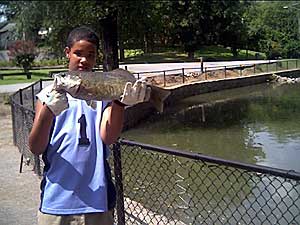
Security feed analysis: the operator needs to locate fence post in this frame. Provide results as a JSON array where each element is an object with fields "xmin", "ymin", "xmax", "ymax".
[
  {"xmin": 240, "ymin": 65, "xmax": 242, "ymax": 76},
  {"xmin": 39, "ymin": 80, "xmax": 43, "ymax": 91},
  {"xmin": 26, "ymin": 72, "xmax": 31, "ymax": 79},
  {"xmin": 31, "ymin": 85, "xmax": 35, "ymax": 110},
  {"xmin": 182, "ymin": 68, "xmax": 185, "ymax": 84},
  {"xmin": 200, "ymin": 57, "xmax": 204, "ymax": 73},
  {"xmin": 18, "ymin": 89, "xmax": 24, "ymax": 173},
  {"xmin": 125, "ymin": 66, "xmax": 128, "ymax": 70},
  {"xmin": 19, "ymin": 89, "xmax": 23, "ymax": 105},
  {"xmin": 163, "ymin": 71, "xmax": 166, "ymax": 87},
  {"xmin": 34, "ymin": 155, "xmax": 41, "ymax": 176},
  {"xmin": 205, "ymin": 67, "xmax": 207, "ymax": 80},
  {"xmin": 254, "ymin": 64, "xmax": 256, "ymax": 74},
  {"xmin": 224, "ymin": 66, "xmax": 226, "ymax": 78},
  {"xmin": 137, "ymin": 73, "xmax": 140, "ymax": 79},
  {"xmin": 10, "ymin": 96, "xmax": 16, "ymax": 146},
  {"xmin": 112, "ymin": 142, "xmax": 125, "ymax": 225},
  {"xmin": 19, "ymin": 154, "xmax": 24, "ymax": 173}
]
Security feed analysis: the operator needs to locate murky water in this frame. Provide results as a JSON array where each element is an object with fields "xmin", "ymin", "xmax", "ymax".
[{"xmin": 122, "ymin": 82, "xmax": 300, "ymax": 172}]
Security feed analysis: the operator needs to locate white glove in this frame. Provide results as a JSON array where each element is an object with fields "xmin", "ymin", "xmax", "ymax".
[
  {"xmin": 119, "ymin": 80, "xmax": 151, "ymax": 106},
  {"xmin": 36, "ymin": 85, "xmax": 69, "ymax": 116},
  {"xmin": 53, "ymin": 73, "xmax": 81, "ymax": 96}
]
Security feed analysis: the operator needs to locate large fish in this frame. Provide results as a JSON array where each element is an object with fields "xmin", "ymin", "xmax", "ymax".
[{"xmin": 53, "ymin": 68, "xmax": 170, "ymax": 112}]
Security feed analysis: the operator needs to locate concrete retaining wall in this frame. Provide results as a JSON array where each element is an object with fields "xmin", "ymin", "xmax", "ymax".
[
  {"xmin": 165, "ymin": 74, "xmax": 270, "ymax": 104},
  {"xmin": 123, "ymin": 73, "xmax": 269, "ymax": 130},
  {"xmin": 123, "ymin": 70, "xmax": 300, "ymax": 130}
]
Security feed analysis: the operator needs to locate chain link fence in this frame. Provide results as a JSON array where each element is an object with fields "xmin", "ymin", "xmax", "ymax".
[
  {"xmin": 9, "ymin": 64, "xmax": 300, "ymax": 224},
  {"xmin": 111, "ymin": 140, "xmax": 300, "ymax": 225},
  {"xmin": 10, "ymin": 79, "xmax": 50, "ymax": 175}
]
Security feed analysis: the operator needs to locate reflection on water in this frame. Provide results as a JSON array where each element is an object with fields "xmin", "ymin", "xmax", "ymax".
[{"xmin": 122, "ymin": 82, "xmax": 300, "ymax": 172}]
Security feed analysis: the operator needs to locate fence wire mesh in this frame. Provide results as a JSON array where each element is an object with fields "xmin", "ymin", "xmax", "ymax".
[
  {"xmin": 10, "ymin": 80, "xmax": 48, "ymax": 175},
  {"xmin": 9, "ymin": 64, "xmax": 300, "ymax": 224},
  {"xmin": 113, "ymin": 141, "xmax": 300, "ymax": 225}
]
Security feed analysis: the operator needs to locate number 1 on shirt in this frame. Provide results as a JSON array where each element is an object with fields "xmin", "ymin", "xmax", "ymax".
[{"xmin": 78, "ymin": 114, "xmax": 90, "ymax": 146}]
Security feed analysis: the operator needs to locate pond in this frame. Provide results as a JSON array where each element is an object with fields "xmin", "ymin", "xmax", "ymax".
[{"xmin": 122, "ymin": 82, "xmax": 300, "ymax": 173}]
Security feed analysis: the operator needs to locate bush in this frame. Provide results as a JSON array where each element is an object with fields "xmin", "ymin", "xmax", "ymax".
[
  {"xmin": 284, "ymin": 40, "xmax": 300, "ymax": 58},
  {"xmin": 8, "ymin": 40, "xmax": 36, "ymax": 73},
  {"xmin": 0, "ymin": 61, "xmax": 16, "ymax": 67},
  {"xmin": 125, "ymin": 49, "xmax": 144, "ymax": 58}
]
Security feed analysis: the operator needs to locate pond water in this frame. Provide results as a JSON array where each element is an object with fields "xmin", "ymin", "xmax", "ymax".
[{"xmin": 122, "ymin": 82, "xmax": 300, "ymax": 173}]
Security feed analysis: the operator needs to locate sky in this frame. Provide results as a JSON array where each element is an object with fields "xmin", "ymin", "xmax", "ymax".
[{"xmin": 0, "ymin": 16, "xmax": 6, "ymax": 23}]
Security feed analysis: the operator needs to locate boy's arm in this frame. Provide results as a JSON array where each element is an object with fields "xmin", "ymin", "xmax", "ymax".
[
  {"xmin": 100, "ymin": 79, "xmax": 150, "ymax": 145},
  {"xmin": 29, "ymin": 85, "xmax": 68, "ymax": 155},
  {"xmin": 29, "ymin": 100, "xmax": 55, "ymax": 155},
  {"xmin": 100, "ymin": 102, "xmax": 125, "ymax": 145}
]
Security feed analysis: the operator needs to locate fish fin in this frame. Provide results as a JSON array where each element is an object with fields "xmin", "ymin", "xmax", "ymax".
[{"xmin": 149, "ymin": 86, "xmax": 171, "ymax": 113}]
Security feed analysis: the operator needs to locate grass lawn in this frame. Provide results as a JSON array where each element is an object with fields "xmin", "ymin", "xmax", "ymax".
[
  {"xmin": 196, "ymin": 46, "xmax": 265, "ymax": 60},
  {"xmin": 0, "ymin": 69, "xmax": 60, "ymax": 85}
]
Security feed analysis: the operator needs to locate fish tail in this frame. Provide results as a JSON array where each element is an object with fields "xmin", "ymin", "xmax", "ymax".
[{"xmin": 149, "ymin": 86, "xmax": 171, "ymax": 113}]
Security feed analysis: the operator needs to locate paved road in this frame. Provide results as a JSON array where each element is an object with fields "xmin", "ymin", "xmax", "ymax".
[
  {"xmin": 0, "ymin": 82, "xmax": 35, "ymax": 94},
  {"xmin": 119, "ymin": 59, "xmax": 274, "ymax": 73},
  {"xmin": 0, "ymin": 60, "xmax": 274, "ymax": 94},
  {"xmin": 0, "ymin": 81, "xmax": 53, "ymax": 94}
]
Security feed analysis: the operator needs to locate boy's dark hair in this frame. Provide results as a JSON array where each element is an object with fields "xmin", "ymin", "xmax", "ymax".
[{"xmin": 66, "ymin": 26, "xmax": 99, "ymax": 50}]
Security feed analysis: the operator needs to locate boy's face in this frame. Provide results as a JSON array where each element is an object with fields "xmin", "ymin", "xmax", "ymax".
[{"xmin": 65, "ymin": 40, "xmax": 97, "ymax": 71}]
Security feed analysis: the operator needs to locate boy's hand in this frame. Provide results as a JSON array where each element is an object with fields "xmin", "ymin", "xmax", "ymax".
[
  {"xmin": 119, "ymin": 80, "xmax": 151, "ymax": 106},
  {"xmin": 53, "ymin": 73, "xmax": 81, "ymax": 96},
  {"xmin": 37, "ymin": 85, "xmax": 69, "ymax": 116}
]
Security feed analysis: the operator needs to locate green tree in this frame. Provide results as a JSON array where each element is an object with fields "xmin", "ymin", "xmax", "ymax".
[
  {"xmin": 4, "ymin": 0, "xmax": 252, "ymax": 63},
  {"xmin": 158, "ymin": 0, "xmax": 248, "ymax": 59},
  {"xmin": 6, "ymin": 1, "xmax": 121, "ymax": 70},
  {"xmin": 118, "ymin": 0, "xmax": 164, "ymax": 56},
  {"xmin": 245, "ymin": 1, "xmax": 300, "ymax": 59},
  {"xmin": 4, "ymin": 1, "xmax": 45, "ymax": 43},
  {"xmin": 213, "ymin": 0, "xmax": 249, "ymax": 57},
  {"xmin": 166, "ymin": 0, "xmax": 204, "ymax": 59}
]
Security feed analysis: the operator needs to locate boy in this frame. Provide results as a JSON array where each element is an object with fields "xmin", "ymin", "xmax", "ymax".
[{"xmin": 29, "ymin": 26, "xmax": 147, "ymax": 225}]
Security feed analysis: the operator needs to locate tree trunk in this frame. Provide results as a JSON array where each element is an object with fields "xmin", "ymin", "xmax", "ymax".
[
  {"xmin": 188, "ymin": 51, "xmax": 194, "ymax": 59},
  {"xmin": 119, "ymin": 41, "xmax": 125, "ymax": 62},
  {"xmin": 100, "ymin": 11, "xmax": 119, "ymax": 72},
  {"xmin": 231, "ymin": 47, "xmax": 238, "ymax": 57},
  {"xmin": 143, "ymin": 34, "xmax": 148, "ymax": 54}
]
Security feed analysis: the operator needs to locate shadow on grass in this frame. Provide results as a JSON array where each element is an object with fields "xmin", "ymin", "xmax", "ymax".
[
  {"xmin": 122, "ymin": 47, "xmax": 265, "ymax": 64},
  {"xmin": 123, "ymin": 51, "xmax": 191, "ymax": 64}
]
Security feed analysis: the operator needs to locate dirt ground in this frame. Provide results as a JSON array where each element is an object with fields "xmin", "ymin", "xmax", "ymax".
[
  {"xmin": 0, "ymin": 95, "xmax": 40, "ymax": 225},
  {"xmin": 145, "ymin": 68, "xmax": 254, "ymax": 87}
]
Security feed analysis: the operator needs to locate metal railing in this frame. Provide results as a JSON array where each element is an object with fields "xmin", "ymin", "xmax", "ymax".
[
  {"xmin": 132, "ymin": 59, "xmax": 300, "ymax": 87},
  {"xmin": 9, "ymin": 60, "xmax": 300, "ymax": 224},
  {"xmin": 111, "ymin": 140, "xmax": 300, "ymax": 225},
  {"xmin": 10, "ymin": 78, "xmax": 51, "ymax": 175}
]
